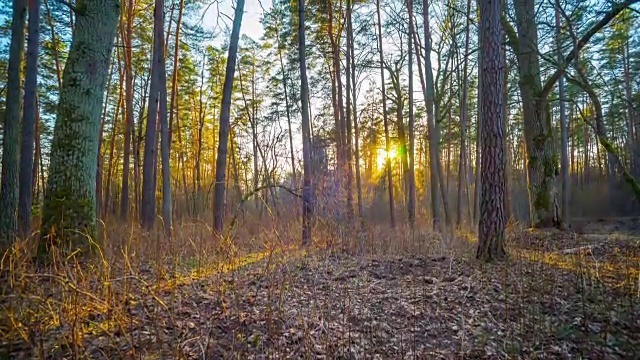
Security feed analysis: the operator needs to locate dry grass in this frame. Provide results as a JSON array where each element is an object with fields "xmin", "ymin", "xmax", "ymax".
[{"xmin": 1, "ymin": 215, "xmax": 639, "ymax": 359}]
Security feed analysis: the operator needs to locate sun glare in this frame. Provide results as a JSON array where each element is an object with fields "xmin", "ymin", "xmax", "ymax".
[{"xmin": 377, "ymin": 147, "xmax": 397, "ymax": 169}]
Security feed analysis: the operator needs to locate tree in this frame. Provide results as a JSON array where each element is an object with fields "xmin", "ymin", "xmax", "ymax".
[
  {"xmin": 212, "ymin": 0, "xmax": 245, "ymax": 236},
  {"xmin": 507, "ymin": 0, "xmax": 639, "ymax": 228},
  {"xmin": 141, "ymin": 0, "xmax": 167, "ymax": 230},
  {"xmin": 376, "ymin": 0, "xmax": 396, "ymax": 228},
  {"xmin": 17, "ymin": 0, "xmax": 40, "ymax": 239},
  {"xmin": 477, "ymin": 0, "xmax": 506, "ymax": 261},
  {"xmin": 406, "ymin": 0, "xmax": 416, "ymax": 226},
  {"xmin": 299, "ymin": 0, "xmax": 314, "ymax": 244},
  {"xmin": 120, "ymin": 0, "xmax": 135, "ymax": 221},
  {"xmin": 0, "ymin": 0, "xmax": 26, "ymax": 244},
  {"xmin": 40, "ymin": 0, "xmax": 121, "ymax": 257}
]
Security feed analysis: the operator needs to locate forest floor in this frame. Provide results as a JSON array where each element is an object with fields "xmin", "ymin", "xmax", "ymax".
[{"xmin": 1, "ymin": 218, "xmax": 640, "ymax": 359}]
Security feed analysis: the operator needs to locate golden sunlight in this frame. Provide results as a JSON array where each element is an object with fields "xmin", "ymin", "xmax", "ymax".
[{"xmin": 376, "ymin": 146, "xmax": 397, "ymax": 170}]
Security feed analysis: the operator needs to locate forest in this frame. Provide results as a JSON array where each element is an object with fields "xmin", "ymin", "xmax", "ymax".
[{"xmin": 0, "ymin": 0, "xmax": 639, "ymax": 357}]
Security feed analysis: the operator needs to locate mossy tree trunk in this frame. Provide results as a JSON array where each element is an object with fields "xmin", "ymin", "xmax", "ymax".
[
  {"xmin": 39, "ymin": 0, "xmax": 120, "ymax": 258},
  {"xmin": 0, "ymin": 0, "xmax": 26, "ymax": 245},
  {"xmin": 512, "ymin": 0, "xmax": 562, "ymax": 228}
]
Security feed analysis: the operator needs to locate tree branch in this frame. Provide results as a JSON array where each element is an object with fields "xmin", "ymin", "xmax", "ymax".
[
  {"xmin": 539, "ymin": 0, "xmax": 640, "ymax": 98},
  {"xmin": 57, "ymin": 0, "xmax": 77, "ymax": 13},
  {"xmin": 501, "ymin": 14, "xmax": 520, "ymax": 55}
]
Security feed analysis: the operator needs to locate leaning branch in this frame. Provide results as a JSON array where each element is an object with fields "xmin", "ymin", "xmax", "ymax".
[
  {"xmin": 539, "ymin": 0, "xmax": 640, "ymax": 98},
  {"xmin": 566, "ymin": 74, "xmax": 640, "ymax": 203},
  {"xmin": 57, "ymin": 0, "xmax": 78, "ymax": 13}
]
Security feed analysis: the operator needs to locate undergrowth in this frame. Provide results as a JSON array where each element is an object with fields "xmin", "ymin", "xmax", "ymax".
[{"xmin": 0, "ymin": 215, "xmax": 638, "ymax": 358}]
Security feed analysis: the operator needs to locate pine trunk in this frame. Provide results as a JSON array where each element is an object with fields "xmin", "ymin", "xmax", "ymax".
[{"xmin": 477, "ymin": 0, "xmax": 506, "ymax": 262}]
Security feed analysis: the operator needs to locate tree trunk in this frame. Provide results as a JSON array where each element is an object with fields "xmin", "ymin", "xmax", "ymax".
[
  {"xmin": 17, "ymin": 0, "xmax": 40, "ymax": 239},
  {"xmin": 457, "ymin": 0, "xmax": 472, "ymax": 227},
  {"xmin": 512, "ymin": 0, "xmax": 562, "ymax": 228},
  {"xmin": 477, "ymin": 0, "xmax": 506, "ymax": 262},
  {"xmin": 0, "ymin": 0, "xmax": 26, "ymax": 243},
  {"xmin": 212, "ymin": 0, "xmax": 244, "ymax": 236},
  {"xmin": 348, "ymin": 6, "xmax": 363, "ymax": 219},
  {"xmin": 407, "ymin": 0, "xmax": 416, "ymax": 226},
  {"xmin": 555, "ymin": 0, "xmax": 570, "ymax": 224},
  {"xmin": 141, "ymin": 0, "xmax": 167, "ymax": 230},
  {"xmin": 299, "ymin": 0, "xmax": 313, "ymax": 244},
  {"xmin": 40, "ymin": 0, "xmax": 120, "ymax": 258},
  {"xmin": 120, "ymin": 0, "xmax": 135, "ymax": 221},
  {"xmin": 376, "ymin": 0, "xmax": 396, "ymax": 228},
  {"xmin": 96, "ymin": 58, "xmax": 114, "ymax": 220},
  {"xmin": 345, "ymin": 0, "xmax": 354, "ymax": 220},
  {"xmin": 168, "ymin": 0, "xmax": 185, "ymax": 150},
  {"xmin": 158, "ymin": 28, "xmax": 172, "ymax": 237}
]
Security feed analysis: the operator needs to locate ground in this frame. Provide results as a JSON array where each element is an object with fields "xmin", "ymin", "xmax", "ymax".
[{"xmin": 1, "ymin": 218, "xmax": 639, "ymax": 359}]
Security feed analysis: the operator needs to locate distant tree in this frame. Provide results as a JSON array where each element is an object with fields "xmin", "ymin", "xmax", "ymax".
[{"xmin": 40, "ymin": 0, "xmax": 120, "ymax": 258}]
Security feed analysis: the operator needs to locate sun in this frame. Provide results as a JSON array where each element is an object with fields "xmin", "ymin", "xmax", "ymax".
[{"xmin": 377, "ymin": 147, "xmax": 397, "ymax": 170}]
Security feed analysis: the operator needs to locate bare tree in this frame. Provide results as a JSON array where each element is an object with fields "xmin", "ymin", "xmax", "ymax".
[{"xmin": 299, "ymin": 0, "xmax": 313, "ymax": 244}]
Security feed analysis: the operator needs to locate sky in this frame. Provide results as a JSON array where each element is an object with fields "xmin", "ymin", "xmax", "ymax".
[{"xmin": 201, "ymin": 0, "xmax": 272, "ymax": 42}]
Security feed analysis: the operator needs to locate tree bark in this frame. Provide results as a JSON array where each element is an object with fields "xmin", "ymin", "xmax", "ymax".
[
  {"xmin": 477, "ymin": 0, "xmax": 507, "ymax": 262},
  {"xmin": 212, "ymin": 0, "xmax": 244, "ymax": 236},
  {"xmin": 457, "ymin": 0, "xmax": 472, "ymax": 227},
  {"xmin": 17, "ymin": 0, "xmax": 40, "ymax": 239},
  {"xmin": 141, "ymin": 0, "xmax": 167, "ymax": 229},
  {"xmin": 40, "ymin": 0, "xmax": 120, "ymax": 258},
  {"xmin": 0, "ymin": 0, "xmax": 26, "ymax": 243},
  {"xmin": 120, "ymin": 0, "xmax": 135, "ymax": 221},
  {"xmin": 407, "ymin": 0, "xmax": 416, "ymax": 226},
  {"xmin": 299, "ymin": 0, "xmax": 313, "ymax": 244}
]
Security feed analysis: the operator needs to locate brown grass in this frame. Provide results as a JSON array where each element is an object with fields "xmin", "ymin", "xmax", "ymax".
[{"xmin": 1, "ymin": 215, "xmax": 639, "ymax": 358}]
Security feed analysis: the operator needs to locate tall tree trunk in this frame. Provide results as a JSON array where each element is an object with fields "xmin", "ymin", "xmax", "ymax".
[
  {"xmin": 477, "ymin": 0, "xmax": 506, "ymax": 262},
  {"xmin": 512, "ymin": 0, "xmax": 562, "ymax": 228},
  {"xmin": 158, "ymin": 28, "xmax": 172, "ymax": 237},
  {"xmin": 141, "ymin": 0, "xmax": 167, "ymax": 229},
  {"xmin": 555, "ymin": 0, "xmax": 569, "ymax": 224},
  {"xmin": 40, "ymin": 0, "xmax": 120, "ymax": 258},
  {"xmin": 105, "ymin": 69, "xmax": 124, "ymax": 217},
  {"xmin": 457, "ymin": 0, "xmax": 472, "ymax": 227},
  {"xmin": 0, "ymin": 0, "xmax": 26, "ymax": 243},
  {"xmin": 376, "ymin": 0, "xmax": 396, "ymax": 228},
  {"xmin": 168, "ymin": 0, "xmax": 185, "ymax": 149},
  {"xmin": 299, "ymin": 0, "xmax": 313, "ymax": 244},
  {"xmin": 121, "ymin": 0, "xmax": 135, "ymax": 221},
  {"xmin": 212, "ymin": 0, "xmax": 244, "ymax": 236},
  {"xmin": 348, "ymin": 4, "xmax": 363, "ymax": 219},
  {"xmin": 407, "ymin": 0, "xmax": 416, "ymax": 226},
  {"xmin": 345, "ymin": 0, "xmax": 354, "ymax": 220},
  {"xmin": 96, "ymin": 59, "xmax": 114, "ymax": 220},
  {"xmin": 17, "ymin": 0, "xmax": 40, "ymax": 239}
]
